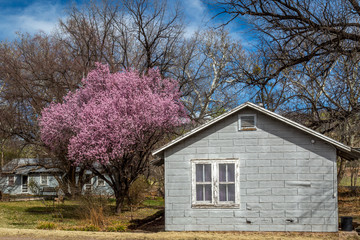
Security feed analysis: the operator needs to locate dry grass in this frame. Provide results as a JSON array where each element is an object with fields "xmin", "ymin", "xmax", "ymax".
[
  {"xmin": 0, "ymin": 191, "xmax": 359, "ymax": 239},
  {"xmin": 0, "ymin": 227, "xmax": 354, "ymax": 240},
  {"xmin": 338, "ymin": 187, "xmax": 360, "ymax": 223}
]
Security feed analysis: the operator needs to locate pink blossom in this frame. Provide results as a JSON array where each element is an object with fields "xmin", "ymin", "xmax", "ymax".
[{"xmin": 39, "ymin": 64, "xmax": 187, "ymax": 164}]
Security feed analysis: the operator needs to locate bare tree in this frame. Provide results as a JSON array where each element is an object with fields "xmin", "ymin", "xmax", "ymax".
[
  {"xmin": 0, "ymin": 33, "xmax": 87, "ymax": 197},
  {"xmin": 214, "ymin": 0, "xmax": 360, "ymax": 75},
  {"xmin": 231, "ymin": 41, "xmax": 291, "ymax": 111},
  {"xmin": 171, "ymin": 28, "xmax": 244, "ymax": 122},
  {"xmin": 58, "ymin": 0, "xmax": 184, "ymax": 75}
]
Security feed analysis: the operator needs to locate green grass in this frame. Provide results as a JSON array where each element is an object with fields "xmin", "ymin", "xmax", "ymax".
[
  {"xmin": 143, "ymin": 197, "xmax": 164, "ymax": 207},
  {"xmin": 339, "ymin": 176, "xmax": 360, "ymax": 187},
  {"xmin": 0, "ymin": 197, "xmax": 164, "ymax": 231},
  {"xmin": 0, "ymin": 201, "xmax": 54, "ymax": 228}
]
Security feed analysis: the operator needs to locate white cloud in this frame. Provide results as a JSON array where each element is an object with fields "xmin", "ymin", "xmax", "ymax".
[
  {"xmin": 0, "ymin": 2, "xmax": 65, "ymax": 41},
  {"xmin": 182, "ymin": 0, "xmax": 212, "ymax": 38},
  {"xmin": 182, "ymin": 0, "xmax": 257, "ymax": 50}
]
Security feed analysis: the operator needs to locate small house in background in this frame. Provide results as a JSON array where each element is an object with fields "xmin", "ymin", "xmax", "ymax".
[
  {"xmin": 153, "ymin": 102, "xmax": 360, "ymax": 232},
  {"xmin": 0, "ymin": 158, "xmax": 61, "ymax": 196},
  {"xmin": 0, "ymin": 158, "xmax": 113, "ymax": 197}
]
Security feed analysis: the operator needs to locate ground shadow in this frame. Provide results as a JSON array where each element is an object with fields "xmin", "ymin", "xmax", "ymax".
[{"xmin": 127, "ymin": 209, "xmax": 165, "ymax": 232}]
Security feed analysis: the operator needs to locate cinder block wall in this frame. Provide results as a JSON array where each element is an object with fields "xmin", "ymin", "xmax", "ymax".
[{"xmin": 164, "ymin": 108, "xmax": 338, "ymax": 232}]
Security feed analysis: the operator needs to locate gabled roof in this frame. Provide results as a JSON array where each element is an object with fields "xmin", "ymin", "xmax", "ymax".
[
  {"xmin": 153, "ymin": 102, "xmax": 360, "ymax": 161},
  {"xmin": 1, "ymin": 158, "xmax": 63, "ymax": 175}
]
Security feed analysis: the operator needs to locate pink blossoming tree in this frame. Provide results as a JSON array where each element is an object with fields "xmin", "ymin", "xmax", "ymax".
[{"xmin": 39, "ymin": 64, "xmax": 187, "ymax": 213}]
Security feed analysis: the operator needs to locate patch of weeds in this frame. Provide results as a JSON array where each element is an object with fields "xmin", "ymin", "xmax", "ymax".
[
  {"xmin": 106, "ymin": 223, "xmax": 127, "ymax": 232},
  {"xmin": 80, "ymin": 224, "xmax": 101, "ymax": 231},
  {"xmin": 36, "ymin": 221, "xmax": 57, "ymax": 230}
]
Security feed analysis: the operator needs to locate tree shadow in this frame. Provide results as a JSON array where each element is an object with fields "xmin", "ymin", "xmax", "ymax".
[
  {"xmin": 127, "ymin": 209, "xmax": 165, "ymax": 232},
  {"xmin": 25, "ymin": 204, "xmax": 81, "ymax": 219}
]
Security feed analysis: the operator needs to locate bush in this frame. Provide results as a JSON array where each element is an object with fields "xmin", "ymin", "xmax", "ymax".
[
  {"xmin": 127, "ymin": 176, "xmax": 150, "ymax": 208},
  {"xmin": 36, "ymin": 221, "xmax": 57, "ymax": 230}
]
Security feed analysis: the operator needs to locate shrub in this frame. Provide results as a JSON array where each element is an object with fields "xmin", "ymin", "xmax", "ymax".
[
  {"xmin": 36, "ymin": 221, "xmax": 57, "ymax": 230},
  {"xmin": 127, "ymin": 176, "xmax": 150, "ymax": 208}
]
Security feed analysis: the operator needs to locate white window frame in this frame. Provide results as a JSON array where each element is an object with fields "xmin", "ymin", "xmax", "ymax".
[
  {"xmin": 8, "ymin": 175, "xmax": 15, "ymax": 186},
  {"xmin": 191, "ymin": 159, "xmax": 240, "ymax": 208},
  {"xmin": 40, "ymin": 174, "xmax": 48, "ymax": 186},
  {"xmin": 97, "ymin": 177, "xmax": 105, "ymax": 186},
  {"xmin": 238, "ymin": 114, "xmax": 257, "ymax": 131}
]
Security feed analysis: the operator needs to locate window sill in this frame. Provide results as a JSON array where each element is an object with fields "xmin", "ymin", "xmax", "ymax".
[{"xmin": 192, "ymin": 203, "xmax": 240, "ymax": 209}]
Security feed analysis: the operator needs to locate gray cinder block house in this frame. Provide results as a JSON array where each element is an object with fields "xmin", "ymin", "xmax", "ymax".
[{"xmin": 153, "ymin": 102, "xmax": 360, "ymax": 232}]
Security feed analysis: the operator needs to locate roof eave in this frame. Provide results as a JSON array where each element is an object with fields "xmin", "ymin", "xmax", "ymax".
[
  {"xmin": 339, "ymin": 148, "xmax": 360, "ymax": 161},
  {"xmin": 152, "ymin": 102, "xmax": 356, "ymax": 160}
]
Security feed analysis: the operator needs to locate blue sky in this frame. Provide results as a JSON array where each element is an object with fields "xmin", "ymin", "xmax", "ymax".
[{"xmin": 0, "ymin": 0, "xmax": 256, "ymax": 48}]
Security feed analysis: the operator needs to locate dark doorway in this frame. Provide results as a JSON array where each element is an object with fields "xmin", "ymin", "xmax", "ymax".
[{"xmin": 22, "ymin": 175, "xmax": 28, "ymax": 193}]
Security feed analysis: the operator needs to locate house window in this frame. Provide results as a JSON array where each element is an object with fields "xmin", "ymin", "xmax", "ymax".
[
  {"xmin": 8, "ymin": 175, "xmax": 15, "ymax": 186},
  {"xmin": 97, "ymin": 177, "xmax": 105, "ymax": 186},
  {"xmin": 238, "ymin": 114, "xmax": 256, "ymax": 130},
  {"xmin": 40, "ymin": 175, "xmax": 48, "ymax": 185},
  {"xmin": 192, "ymin": 159, "xmax": 239, "ymax": 207}
]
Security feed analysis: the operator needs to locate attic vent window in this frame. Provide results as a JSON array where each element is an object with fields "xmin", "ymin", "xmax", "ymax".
[{"xmin": 239, "ymin": 114, "xmax": 256, "ymax": 131}]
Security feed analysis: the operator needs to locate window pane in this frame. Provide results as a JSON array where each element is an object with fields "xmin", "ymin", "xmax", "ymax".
[
  {"xmin": 228, "ymin": 184, "xmax": 235, "ymax": 201},
  {"xmin": 227, "ymin": 164, "xmax": 235, "ymax": 182},
  {"xmin": 204, "ymin": 164, "xmax": 211, "ymax": 182},
  {"xmin": 204, "ymin": 184, "xmax": 212, "ymax": 201},
  {"xmin": 196, "ymin": 184, "xmax": 203, "ymax": 201},
  {"xmin": 219, "ymin": 164, "xmax": 226, "ymax": 182},
  {"xmin": 241, "ymin": 116, "xmax": 255, "ymax": 128},
  {"xmin": 219, "ymin": 184, "xmax": 226, "ymax": 201},
  {"xmin": 196, "ymin": 164, "xmax": 203, "ymax": 182}
]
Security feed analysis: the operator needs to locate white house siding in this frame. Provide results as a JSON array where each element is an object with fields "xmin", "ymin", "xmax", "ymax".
[
  {"xmin": 164, "ymin": 108, "xmax": 338, "ymax": 232},
  {"xmin": 1, "ymin": 174, "xmax": 114, "ymax": 196},
  {"xmin": 1, "ymin": 174, "xmax": 60, "ymax": 195},
  {"xmin": 0, "ymin": 175, "xmax": 22, "ymax": 195}
]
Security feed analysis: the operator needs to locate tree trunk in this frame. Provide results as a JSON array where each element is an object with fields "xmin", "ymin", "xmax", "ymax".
[
  {"xmin": 337, "ymin": 157, "xmax": 346, "ymax": 184},
  {"xmin": 115, "ymin": 194, "xmax": 125, "ymax": 214}
]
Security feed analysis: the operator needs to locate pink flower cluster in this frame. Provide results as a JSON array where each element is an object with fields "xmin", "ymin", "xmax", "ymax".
[{"xmin": 39, "ymin": 64, "xmax": 187, "ymax": 165}]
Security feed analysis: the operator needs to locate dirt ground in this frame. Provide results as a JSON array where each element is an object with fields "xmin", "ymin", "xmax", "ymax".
[{"xmin": 0, "ymin": 228, "xmax": 359, "ymax": 240}]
